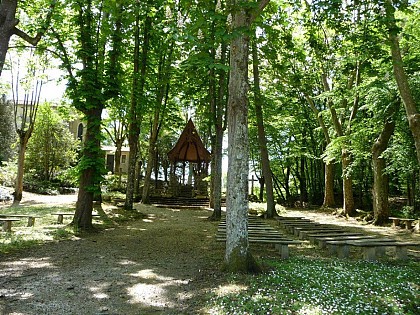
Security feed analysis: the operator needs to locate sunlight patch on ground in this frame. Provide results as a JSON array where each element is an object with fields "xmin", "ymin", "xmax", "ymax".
[
  {"xmin": 127, "ymin": 277, "xmax": 190, "ymax": 307},
  {"xmin": 117, "ymin": 259, "xmax": 137, "ymax": 266},
  {"xmin": 129, "ymin": 269, "xmax": 175, "ymax": 281},
  {"xmin": 0, "ymin": 257, "xmax": 55, "ymax": 274},
  {"xmin": 214, "ymin": 283, "xmax": 248, "ymax": 297},
  {"xmin": 89, "ymin": 284, "xmax": 110, "ymax": 300},
  {"xmin": 127, "ymin": 283, "xmax": 169, "ymax": 307}
]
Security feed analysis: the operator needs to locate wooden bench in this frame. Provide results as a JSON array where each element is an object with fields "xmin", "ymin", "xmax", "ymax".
[
  {"xmin": 281, "ymin": 223, "xmax": 321, "ymax": 234},
  {"xmin": 313, "ymin": 234, "xmax": 373, "ymax": 248},
  {"xmin": 216, "ymin": 236, "xmax": 301, "ymax": 259},
  {"xmin": 0, "ymin": 218, "xmax": 21, "ymax": 232},
  {"xmin": 277, "ymin": 220, "xmax": 314, "ymax": 228},
  {"xmin": 389, "ymin": 217, "xmax": 415, "ymax": 229},
  {"xmin": 293, "ymin": 227, "xmax": 343, "ymax": 238},
  {"xmin": 0, "ymin": 214, "xmax": 41, "ymax": 227},
  {"xmin": 218, "ymin": 217, "xmax": 301, "ymax": 259},
  {"xmin": 52, "ymin": 213, "xmax": 74, "ymax": 224},
  {"xmin": 52, "ymin": 213, "xmax": 100, "ymax": 224},
  {"xmin": 275, "ymin": 216, "xmax": 306, "ymax": 220},
  {"xmin": 326, "ymin": 239, "xmax": 418, "ymax": 260}
]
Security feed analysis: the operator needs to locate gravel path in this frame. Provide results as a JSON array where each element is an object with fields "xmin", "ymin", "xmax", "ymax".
[{"xmin": 0, "ymin": 194, "xmax": 226, "ymax": 315}]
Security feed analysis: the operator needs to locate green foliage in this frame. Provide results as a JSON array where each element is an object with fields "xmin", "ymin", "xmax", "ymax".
[
  {"xmin": 400, "ymin": 205, "xmax": 415, "ymax": 219},
  {"xmin": 25, "ymin": 102, "xmax": 79, "ymax": 182},
  {"xmin": 0, "ymin": 234, "xmax": 41, "ymax": 255},
  {"xmin": 51, "ymin": 227, "xmax": 74, "ymax": 240},
  {"xmin": 56, "ymin": 166, "xmax": 79, "ymax": 188},
  {"xmin": 0, "ymin": 97, "xmax": 16, "ymax": 162},
  {"xmin": 102, "ymin": 174, "xmax": 126, "ymax": 192},
  {"xmin": 0, "ymin": 161, "xmax": 17, "ymax": 187},
  {"xmin": 208, "ymin": 258, "xmax": 420, "ymax": 314}
]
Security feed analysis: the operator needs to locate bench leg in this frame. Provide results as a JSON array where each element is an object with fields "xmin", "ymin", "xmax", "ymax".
[
  {"xmin": 328, "ymin": 244, "xmax": 337, "ymax": 255},
  {"xmin": 27, "ymin": 217, "xmax": 35, "ymax": 227},
  {"xmin": 395, "ymin": 246, "xmax": 408, "ymax": 260},
  {"xmin": 319, "ymin": 240, "xmax": 328, "ymax": 249},
  {"xmin": 376, "ymin": 246, "xmax": 386, "ymax": 257},
  {"xmin": 2, "ymin": 221, "xmax": 12, "ymax": 232},
  {"xmin": 404, "ymin": 221, "xmax": 412, "ymax": 229},
  {"xmin": 57, "ymin": 214, "xmax": 64, "ymax": 224},
  {"xmin": 392, "ymin": 219, "xmax": 400, "ymax": 228},
  {"xmin": 275, "ymin": 244, "xmax": 290, "ymax": 259},
  {"xmin": 337, "ymin": 245, "xmax": 350, "ymax": 258},
  {"xmin": 363, "ymin": 247, "xmax": 377, "ymax": 261}
]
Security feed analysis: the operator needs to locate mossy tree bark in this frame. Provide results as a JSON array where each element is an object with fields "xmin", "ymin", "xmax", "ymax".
[
  {"xmin": 224, "ymin": 0, "xmax": 269, "ymax": 273},
  {"xmin": 74, "ymin": 108, "xmax": 103, "ymax": 230}
]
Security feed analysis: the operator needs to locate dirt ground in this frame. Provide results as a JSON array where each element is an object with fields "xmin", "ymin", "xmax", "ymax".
[{"xmin": 0, "ymin": 193, "xmax": 419, "ymax": 314}]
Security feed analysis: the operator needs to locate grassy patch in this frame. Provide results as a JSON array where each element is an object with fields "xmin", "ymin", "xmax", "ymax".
[
  {"xmin": 207, "ymin": 257, "xmax": 420, "ymax": 315},
  {"xmin": 0, "ymin": 203, "xmax": 136, "ymax": 254},
  {"xmin": 0, "ymin": 205, "xmax": 77, "ymax": 254}
]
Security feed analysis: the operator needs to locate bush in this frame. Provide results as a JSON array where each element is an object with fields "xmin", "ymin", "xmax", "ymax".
[
  {"xmin": 23, "ymin": 169, "xmax": 78, "ymax": 195},
  {"xmin": 0, "ymin": 161, "xmax": 17, "ymax": 187},
  {"xmin": 102, "ymin": 174, "xmax": 126, "ymax": 193}
]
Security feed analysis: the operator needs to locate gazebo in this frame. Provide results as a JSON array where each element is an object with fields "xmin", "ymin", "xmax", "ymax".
[{"xmin": 167, "ymin": 119, "xmax": 211, "ymax": 197}]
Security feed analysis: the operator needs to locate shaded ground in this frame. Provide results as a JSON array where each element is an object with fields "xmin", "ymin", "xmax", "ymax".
[
  {"xmin": 1, "ymin": 194, "xmax": 228, "ymax": 315},
  {"xmin": 0, "ymin": 194, "xmax": 419, "ymax": 314}
]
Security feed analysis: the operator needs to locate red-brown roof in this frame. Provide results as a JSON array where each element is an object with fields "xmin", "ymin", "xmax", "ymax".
[{"xmin": 167, "ymin": 119, "xmax": 211, "ymax": 163}]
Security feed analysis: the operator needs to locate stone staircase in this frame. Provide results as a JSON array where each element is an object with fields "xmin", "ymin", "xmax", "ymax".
[{"xmin": 149, "ymin": 196, "xmax": 210, "ymax": 208}]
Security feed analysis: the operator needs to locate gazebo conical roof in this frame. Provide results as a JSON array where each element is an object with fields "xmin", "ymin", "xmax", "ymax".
[{"xmin": 167, "ymin": 119, "xmax": 211, "ymax": 163}]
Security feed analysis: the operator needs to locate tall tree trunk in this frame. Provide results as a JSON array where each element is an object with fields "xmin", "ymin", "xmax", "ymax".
[
  {"xmin": 125, "ymin": 10, "xmax": 150, "ymax": 210},
  {"xmin": 323, "ymin": 162, "xmax": 335, "ymax": 207},
  {"xmin": 322, "ymin": 73, "xmax": 356, "ymax": 216},
  {"xmin": 142, "ymin": 126, "xmax": 158, "ymax": 204},
  {"xmin": 223, "ymin": 0, "xmax": 261, "ymax": 273},
  {"xmin": 0, "ymin": 0, "xmax": 18, "ymax": 76},
  {"xmin": 342, "ymin": 149, "xmax": 355, "ymax": 216},
  {"xmin": 74, "ymin": 107, "xmax": 103, "ymax": 230},
  {"xmin": 209, "ymin": 125, "xmax": 224, "ymax": 220},
  {"xmin": 12, "ymin": 132, "xmax": 31, "ymax": 205},
  {"xmin": 209, "ymin": 41, "xmax": 227, "ymax": 220},
  {"xmin": 142, "ymin": 78, "xmax": 170, "ymax": 204},
  {"xmin": 114, "ymin": 138, "xmax": 123, "ymax": 175},
  {"xmin": 0, "ymin": 0, "xmax": 56, "ymax": 76},
  {"xmin": 385, "ymin": 0, "xmax": 420, "ymax": 169},
  {"xmin": 251, "ymin": 39, "xmax": 276, "ymax": 218},
  {"xmin": 303, "ymin": 93, "xmax": 335, "ymax": 207},
  {"xmin": 208, "ymin": 12, "xmax": 218, "ymax": 211},
  {"xmin": 372, "ymin": 118, "xmax": 396, "ymax": 225},
  {"xmin": 11, "ymin": 72, "xmax": 41, "ymax": 205},
  {"xmin": 125, "ymin": 11, "xmax": 140, "ymax": 209},
  {"xmin": 298, "ymin": 157, "xmax": 308, "ymax": 204}
]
